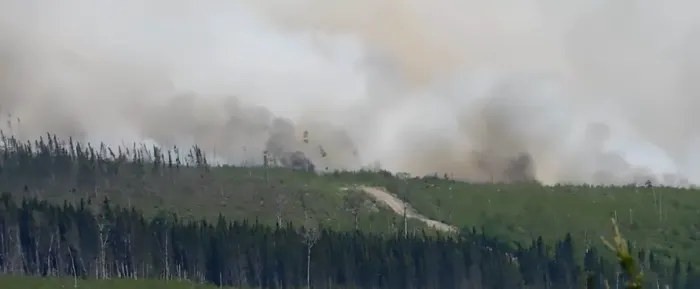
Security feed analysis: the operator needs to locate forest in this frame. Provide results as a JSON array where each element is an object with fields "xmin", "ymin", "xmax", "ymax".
[
  {"xmin": 1, "ymin": 191, "xmax": 698, "ymax": 289},
  {"xmin": 0, "ymin": 133, "xmax": 697, "ymax": 289}
]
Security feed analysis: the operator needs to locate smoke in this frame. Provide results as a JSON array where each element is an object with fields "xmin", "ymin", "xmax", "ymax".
[{"xmin": 1, "ymin": 0, "xmax": 700, "ymax": 186}]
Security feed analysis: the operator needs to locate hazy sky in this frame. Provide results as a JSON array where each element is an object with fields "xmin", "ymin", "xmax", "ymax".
[{"xmin": 1, "ymin": 0, "xmax": 700, "ymax": 185}]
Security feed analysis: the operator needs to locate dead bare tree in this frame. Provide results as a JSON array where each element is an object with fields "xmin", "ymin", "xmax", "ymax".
[
  {"xmin": 96, "ymin": 215, "xmax": 111, "ymax": 279},
  {"xmin": 165, "ymin": 226, "xmax": 170, "ymax": 281},
  {"xmin": 297, "ymin": 189, "xmax": 320, "ymax": 288},
  {"xmin": 343, "ymin": 191, "xmax": 362, "ymax": 231},
  {"xmin": 67, "ymin": 245, "xmax": 78, "ymax": 288},
  {"xmin": 276, "ymin": 193, "xmax": 287, "ymax": 227},
  {"xmin": 53, "ymin": 225, "xmax": 65, "ymax": 278},
  {"xmin": 303, "ymin": 223, "xmax": 320, "ymax": 289},
  {"xmin": 30, "ymin": 210, "xmax": 44, "ymax": 276},
  {"xmin": 126, "ymin": 227, "xmax": 137, "ymax": 280},
  {"xmin": 263, "ymin": 150, "xmax": 270, "ymax": 183},
  {"xmin": 93, "ymin": 191, "xmax": 112, "ymax": 280},
  {"xmin": 64, "ymin": 221, "xmax": 81, "ymax": 288},
  {"xmin": 46, "ymin": 234, "xmax": 54, "ymax": 276},
  {"xmin": 4, "ymin": 224, "xmax": 25, "ymax": 275},
  {"xmin": 402, "ymin": 200, "xmax": 409, "ymax": 238},
  {"xmin": 0, "ymin": 229, "xmax": 5, "ymax": 274},
  {"xmin": 396, "ymin": 172, "xmax": 411, "ymax": 238}
]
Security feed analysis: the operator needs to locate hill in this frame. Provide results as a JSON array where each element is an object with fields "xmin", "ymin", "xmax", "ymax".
[
  {"xmin": 0, "ymin": 133, "xmax": 698, "ymax": 264},
  {"xmin": 337, "ymin": 172, "xmax": 700, "ymax": 263},
  {"xmin": 0, "ymin": 134, "xmax": 438, "ymax": 234}
]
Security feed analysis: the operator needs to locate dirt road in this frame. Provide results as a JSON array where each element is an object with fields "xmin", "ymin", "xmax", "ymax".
[{"xmin": 357, "ymin": 186, "xmax": 457, "ymax": 232}]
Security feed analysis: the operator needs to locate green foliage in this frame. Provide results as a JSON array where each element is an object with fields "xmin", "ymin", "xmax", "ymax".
[{"xmin": 601, "ymin": 217, "xmax": 643, "ymax": 289}]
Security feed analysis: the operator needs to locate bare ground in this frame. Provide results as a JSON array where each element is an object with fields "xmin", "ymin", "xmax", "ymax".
[{"xmin": 356, "ymin": 186, "xmax": 457, "ymax": 232}]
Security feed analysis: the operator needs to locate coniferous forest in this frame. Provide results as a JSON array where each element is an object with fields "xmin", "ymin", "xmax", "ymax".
[{"xmin": 0, "ymin": 133, "xmax": 697, "ymax": 289}]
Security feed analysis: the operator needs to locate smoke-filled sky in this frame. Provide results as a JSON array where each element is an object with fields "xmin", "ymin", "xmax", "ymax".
[{"xmin": 1, "ymin": 0, "xmax": 700, "ymax": 186}]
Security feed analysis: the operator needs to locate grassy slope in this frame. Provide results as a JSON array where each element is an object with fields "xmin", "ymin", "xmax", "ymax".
[
  {"xmin": 29, "ymin": 164, "xmax": 700, "ymax": 262},
  {"xmin": 0, "ymin": 276, "xmax": 229, "ymax": 289},
  {"xmin": 335, "ymin": 171, "xmax": 700, "ymax": 263},
  {"xmin": 33, "ymin": 166, "xmax": 426, "ymax": 234}
]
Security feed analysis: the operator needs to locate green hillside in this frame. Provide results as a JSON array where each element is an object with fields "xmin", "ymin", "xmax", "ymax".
[
  {"xmin": 0, "ymin": 133, "xmax": 698, "ymax": 264},
  {"xmin": 338, "ymin": 171, "xmax": 700, "ymax": 262}
]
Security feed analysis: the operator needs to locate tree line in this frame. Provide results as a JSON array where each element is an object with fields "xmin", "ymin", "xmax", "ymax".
[
  {"xmin": 0, "ymin": 192, "xmax": 697, "ymax": 289},
  {"xmin": 0, "ymin": 132, "xmax": 210, "ymax": 194}
]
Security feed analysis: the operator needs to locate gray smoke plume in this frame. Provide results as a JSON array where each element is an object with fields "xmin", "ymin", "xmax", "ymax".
[{"xmin": 1, "ymin": 0, "xmax": 700, "ymax": 186}]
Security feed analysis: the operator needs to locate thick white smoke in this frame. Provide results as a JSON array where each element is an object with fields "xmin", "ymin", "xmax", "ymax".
[{"xmin": 1, "ymin": 0, "xmax": 700, "ymax": 186}]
